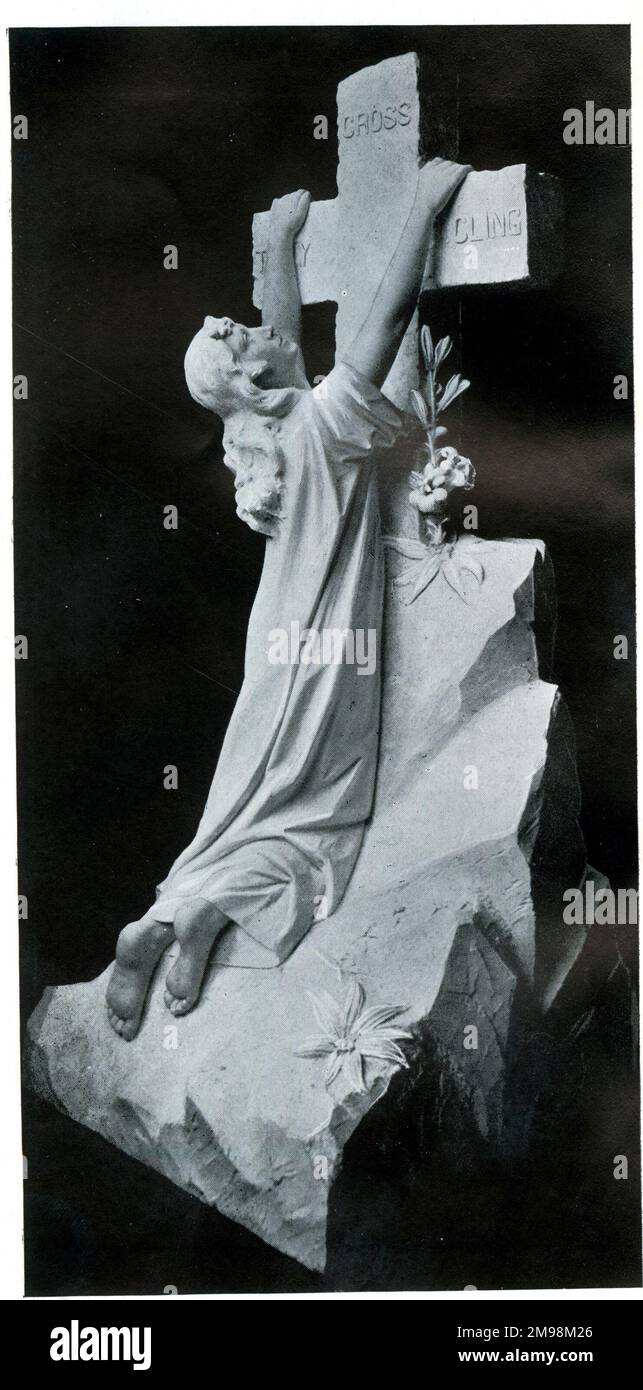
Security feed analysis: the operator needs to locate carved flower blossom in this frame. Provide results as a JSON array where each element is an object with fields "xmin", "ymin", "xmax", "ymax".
[
  {"xmin": 409, "ymin": 447, "xmax": 475, "ymax": 515},
  {"xmin": 295, "ymin": 981, "xmax": 412, "ymax": 1094},
  {"xmin": 384, "ymin": 534, "xmax": 485, "ymax": 605},
  {"xmin": 436, "ymin": 445, "xmax": 476, "ymax": 489}
]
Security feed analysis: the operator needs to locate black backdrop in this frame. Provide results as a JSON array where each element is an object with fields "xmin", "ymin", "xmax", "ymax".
[{"xmin": 12, "ymin": 25, "xmax": 636, "ymax": 1294}]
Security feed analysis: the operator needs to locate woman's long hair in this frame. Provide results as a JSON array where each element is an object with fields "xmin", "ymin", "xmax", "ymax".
[{"xmin": 184, "ymin": 324, "xmax": 301, "ymax": 537}]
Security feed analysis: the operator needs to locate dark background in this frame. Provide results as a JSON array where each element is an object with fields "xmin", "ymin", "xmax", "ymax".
[{"xmin": 12, "ymin": 26, "xmax": 636, "ymax": 1293}]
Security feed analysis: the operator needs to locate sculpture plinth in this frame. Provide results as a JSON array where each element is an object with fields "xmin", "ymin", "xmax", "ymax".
[{"xmin": 27, "ymin": 538, "xmax": 600, "ymax": 1273}]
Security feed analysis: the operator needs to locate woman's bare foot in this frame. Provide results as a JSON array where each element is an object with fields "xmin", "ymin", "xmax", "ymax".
[
  {"xmin": 106, "ymin": 913, "xmax": 174, "ymax": 1040},
  {"xmin": 163, "ymin": 901, "xmax": 227, "ymax": 1017}
]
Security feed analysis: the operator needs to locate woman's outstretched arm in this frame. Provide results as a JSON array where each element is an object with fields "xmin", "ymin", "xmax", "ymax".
[
  {"xmin": 343, "ymin": 158, "xmax": 470, "ymax": 389},
  {"xmin": 261, "ymin": 189, "xmax": 311, "ymax": 349}
]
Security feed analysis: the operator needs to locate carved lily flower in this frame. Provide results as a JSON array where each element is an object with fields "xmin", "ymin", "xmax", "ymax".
[
  {"xmin": 433, "ymin": 446, "xmax": 475, "ymax": 490},
  {"xmin": 409, "ymin": 475, "xmax": 448, "ymax": 514},
  {"xmin": 384, "ymin": 534, "xmax": 485, "ymax": 605},
  {"xmin": 408, "ymin": 448, "xmax": 475, "ymax": 516},
  {"xmin": 295, "ymin": 981, "xmax": 412, "ymax": 1094}
]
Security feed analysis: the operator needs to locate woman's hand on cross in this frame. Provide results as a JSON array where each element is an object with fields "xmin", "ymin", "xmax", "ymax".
[
  {"xmin": 416, "ymin": 157, "xmax": 471, "ymax": 220},
  {"xmin": 269, "ymin": 189, "xmax": 312, "ymax": 241},
  {"xmin": 261, "ymin": 191, "xmax": 311, "ymax": 352}
]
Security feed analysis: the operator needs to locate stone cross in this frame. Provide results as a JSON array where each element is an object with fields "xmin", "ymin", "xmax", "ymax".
[{"xmin": 252, "ymin": 51, "xmax": 562, "ymax": 412}]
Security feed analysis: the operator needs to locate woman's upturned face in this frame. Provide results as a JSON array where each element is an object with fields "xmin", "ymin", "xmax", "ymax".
[{"xmin": 203, "ymin": 316, "xmax": 301, "ymax": 387}]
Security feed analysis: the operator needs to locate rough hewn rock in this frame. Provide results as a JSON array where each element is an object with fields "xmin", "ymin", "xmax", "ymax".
[{"xmin": 26, "ymin": 539, "xmax": 593, "ymax": 1273}]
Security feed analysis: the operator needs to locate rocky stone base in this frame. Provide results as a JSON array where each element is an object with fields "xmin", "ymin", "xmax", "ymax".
[{"xmin": 26, "ymin": 539, "xmax": 606, "ymax": 1273}]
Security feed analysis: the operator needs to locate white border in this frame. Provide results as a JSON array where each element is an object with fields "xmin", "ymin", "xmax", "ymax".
[
  {"xmin": 2, "ymin": 2, "xmax": 639, "ymax": 22},
  {"xmin": 1, "ymin": 2, "xmax": 640, "ymax": 1303}
]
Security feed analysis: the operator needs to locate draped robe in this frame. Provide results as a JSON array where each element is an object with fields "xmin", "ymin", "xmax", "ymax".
[{"xmin": 154, "ymin": 363, "xmax": 401, "ymax": 965}]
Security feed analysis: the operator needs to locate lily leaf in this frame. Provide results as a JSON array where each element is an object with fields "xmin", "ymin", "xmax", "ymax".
[
  {"xmin": 437, "ymin": 375, "xmax": 471, "ymax": 413},
  {"xmin": 343, "ymin": 979, "xmax": 366, "ymax": 1031},
  {"xmin": 344, "ymin": 1049, "xmax": 366, "ymax": 1094},
  {"xmin": 295, "ymin": 1038, "xmax": 335, "ymax": 1058},
  {"xmin": 458, "ymin": 555, "xmax": 484, "ymax": 585},
  {"xmin": 355, "ymin": 1003, "xmax": 409, "ymax": 1033},
  {"xmin": 441, "ymin": 556, "xmax": 470, "ymax": 601},
  {"xmin": 404, "ymin": 554, "xmax": 442, "ymax": 604},
  {"xmin": 305, "ymin": 989, "xmax": 342, "ymax": 1035},
  {"xmin": 420, "ymin": 323, "xmax": 434, "ymax": 369},
  {"xmin": 393, "ymin": 564, "xmax": 426, "ymax": 588},
  {"xmin": 410, "ymin": 389, "xmax": 430, "ymax": 428},
  {"xmin": 434, "ymin": 336, "xmax": 452, "ymax": 367},
  {"xmin": 325, "ymin": 1052, "xmax": 344, "ymax": 1087},
  {"xmin": 436, "ymin": 373, "xmax": 459, "ymax": 408},
  {"xmin": 358, "ymin": 1038, "xmax": 410, "ymax": 1068},
  {"xmin": 383, "ymin": 535, "xmax": 429, "ymax": 561}
]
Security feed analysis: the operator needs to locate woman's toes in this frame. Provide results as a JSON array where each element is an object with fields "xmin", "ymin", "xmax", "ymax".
[
  {"xmin": 107, "ymin": 1004, "xmax": 138, "ymax": 1040},
  {"xmin": 164, "ymin": 988, "xmax": 193, "ymax": 1016}
]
